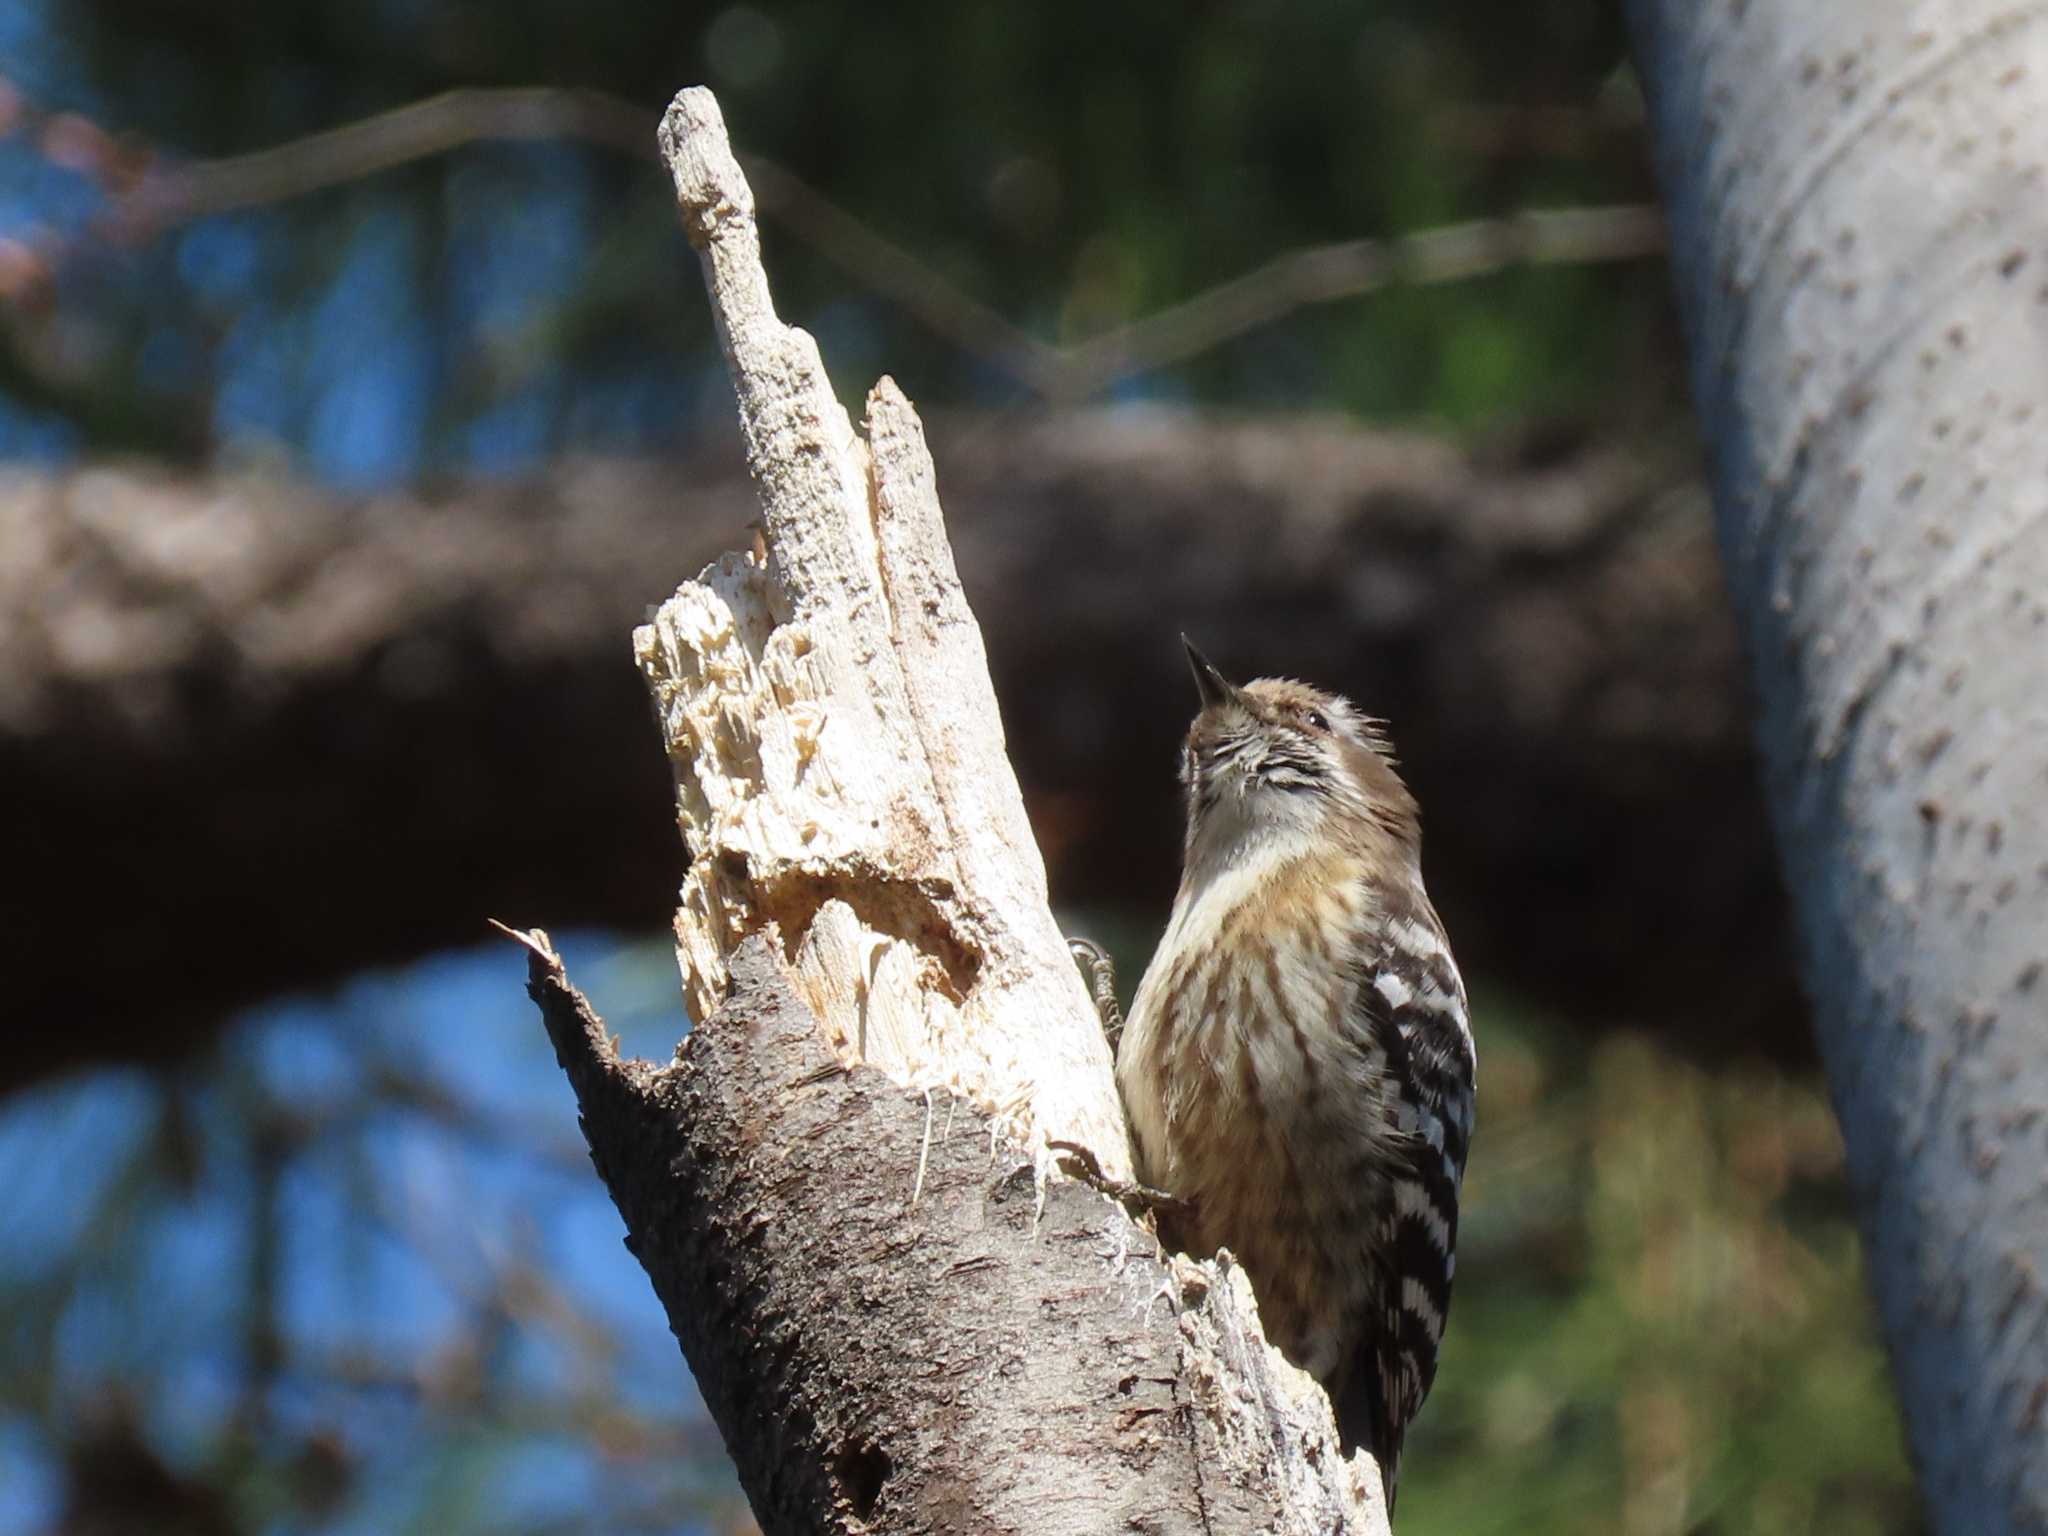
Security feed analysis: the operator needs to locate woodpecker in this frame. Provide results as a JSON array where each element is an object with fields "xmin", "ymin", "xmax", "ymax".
[{"xmin": 1110, "ymin": 640, "xmax": 1475, "ymax": 1510}]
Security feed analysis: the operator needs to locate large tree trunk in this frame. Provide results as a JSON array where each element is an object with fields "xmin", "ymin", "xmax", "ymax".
[
  {"xmin": 514, "ymin": 87, "xmax": 1388, "ymax": 1534},
  {"xmin": 1627, "ymin": 4, "xmax": 2048, "ymax": 1529}
]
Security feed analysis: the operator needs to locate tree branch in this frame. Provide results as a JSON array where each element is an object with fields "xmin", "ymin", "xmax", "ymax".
[
  {"xmin": 1, "ymin": 415, "xmax": 1798, "ymax": 1095},
  {"xmin": 1047, "ymin": 204, "xmax": 1666, "ymax": 397}
]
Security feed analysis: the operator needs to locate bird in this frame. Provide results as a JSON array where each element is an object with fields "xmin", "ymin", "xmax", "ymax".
[{"xmin": 1111, "ymin": 638, "xmax": 1475, "ymax": 1511}]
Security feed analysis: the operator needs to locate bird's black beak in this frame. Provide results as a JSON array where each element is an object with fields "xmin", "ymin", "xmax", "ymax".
[{"xmin": 1182, "ymin": 636, "xmax": 1237, "ymax": 710}]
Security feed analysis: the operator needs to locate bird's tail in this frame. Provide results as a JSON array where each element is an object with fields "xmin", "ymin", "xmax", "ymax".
[{"xmin": 1333, "ymin": 1366, "xmax": 1405, "ymax": 1515}]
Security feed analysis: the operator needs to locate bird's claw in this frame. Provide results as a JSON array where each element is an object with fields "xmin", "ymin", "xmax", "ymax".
[
  {"xmin": 1048, "ymin": 1138, "xmax": 1189, "ymax": 1221},
  {"xmin": 1067, "ymin": 936, "xmax": 1125, "ymax": 1051}
]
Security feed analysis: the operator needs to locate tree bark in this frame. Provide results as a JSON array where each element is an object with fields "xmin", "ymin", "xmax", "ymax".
[
  {"xmin": 0, "ymin": 412, "xmax": 1797, "ymax": 1094},
  {"xmin": 513, "ymin": 86, "xmax": 1389, "ymax": 1533},
  {"xmin": 1628, "ymin": 4, "xmax": 2048, "ymax": 1530},
  {"xmin": 520, "ymin": 929, "xmax": 1379, "ymax": 1535}
]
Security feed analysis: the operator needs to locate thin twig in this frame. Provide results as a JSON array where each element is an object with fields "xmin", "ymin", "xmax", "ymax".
[
  {"xmin": 114, "ymin": 87, "xmax": 652, "ymax": 227},
  {"xmin": 40, "ymin": 81, "xmax": 1666, "ymax": 401},
  {"xmin": 1049, "ymin": 205, "xmax": 1669, "ymax": 398}
]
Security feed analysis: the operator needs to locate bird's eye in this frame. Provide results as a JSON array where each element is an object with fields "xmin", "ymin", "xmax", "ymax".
[{"xmin": 1305, "ymin": 709, "xmax": 1330, "ymax": 732}]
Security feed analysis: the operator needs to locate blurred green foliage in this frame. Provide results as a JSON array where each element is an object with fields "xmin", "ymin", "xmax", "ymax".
[
  {"xmin": 1408, "ymin": 995, "xmax": 1919, "ymax": 1534},
  {"xmin": 12, "ymin": 0, "xmax": 1681, "ymax": 473}
]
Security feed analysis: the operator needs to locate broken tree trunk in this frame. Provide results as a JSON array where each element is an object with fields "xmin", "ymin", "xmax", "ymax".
[{"xmin": 515, "ymin": 86, "xmax": 1390, "ymax": 1534}]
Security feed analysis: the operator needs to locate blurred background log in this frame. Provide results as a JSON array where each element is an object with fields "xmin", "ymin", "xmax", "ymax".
[{"xmin": 1, "ymin": 407, "xmax": 1792, "ymax": 1093}]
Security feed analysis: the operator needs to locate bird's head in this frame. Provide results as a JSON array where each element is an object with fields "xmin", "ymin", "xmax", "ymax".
[{"xmin": 1177, "ymin": 637, "xmax": 1420, "ymax": 874}]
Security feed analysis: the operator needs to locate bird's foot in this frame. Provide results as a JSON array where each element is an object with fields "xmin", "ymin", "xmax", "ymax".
[
  {"xmin": 1066, "ymin": 936, "xmax": 1124, "ymax": 1051},
  {"xmin": 1048, "ymin": 1138, "xmax": 1190, "ymax": 1221}
]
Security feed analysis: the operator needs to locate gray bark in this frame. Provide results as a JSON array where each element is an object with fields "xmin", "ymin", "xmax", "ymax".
[
  {"xmin": 1628, "ymin": 3, "xmax": 2048, "ymax": 1528},
  {"xmin": 518, "ymin": 929, "xmax": 1379, "ymax": 1535}
]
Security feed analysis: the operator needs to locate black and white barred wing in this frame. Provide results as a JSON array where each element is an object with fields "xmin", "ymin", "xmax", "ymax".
[{"xmin": 1356, "ymin": 900, "xmax": 1477, "ymax": 1502}]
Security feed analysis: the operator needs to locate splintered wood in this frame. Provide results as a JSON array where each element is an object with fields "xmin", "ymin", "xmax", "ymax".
[{"xmin": 636, "ymin": 88, "xmax": 1130, "ymax": 1179}]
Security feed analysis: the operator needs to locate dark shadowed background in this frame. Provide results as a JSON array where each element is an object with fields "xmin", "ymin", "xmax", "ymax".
[{"xmin": 0, "ymin": 3, "xmax": 1919, "ymax": 1533}]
